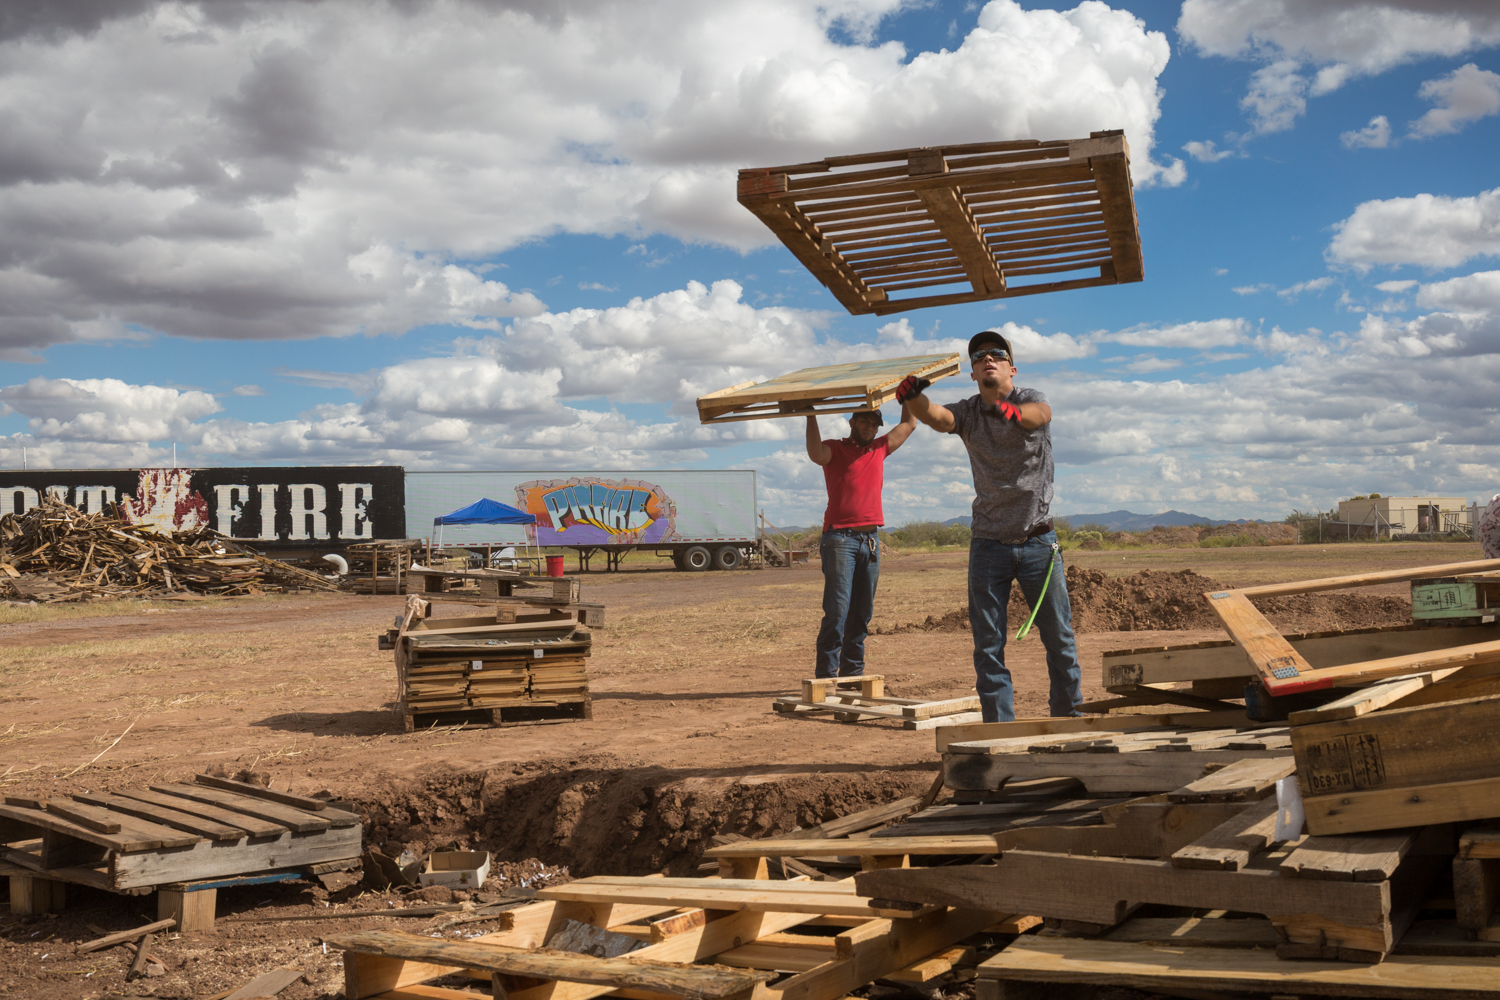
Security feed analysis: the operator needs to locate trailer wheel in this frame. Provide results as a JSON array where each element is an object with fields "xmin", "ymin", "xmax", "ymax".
[
  {"xmin": 713, "ymin": 545, "xmax": 743, "ymax": 570},
  {"xmin": 682, "ymin": 545, "xmax": 712, "ymax": 571},
  {"xmin": 671, "ymin": 549, "xmax": 685, "ymax": 570}
]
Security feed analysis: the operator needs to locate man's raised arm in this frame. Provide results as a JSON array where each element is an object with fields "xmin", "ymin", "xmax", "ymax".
[
  {"xmin": 805, "ymin": 414, "xmax": 832, "ymax": 465},
  {"xmin": 895, "ymin": 376, "xmax": 955, "ymax": 433}
]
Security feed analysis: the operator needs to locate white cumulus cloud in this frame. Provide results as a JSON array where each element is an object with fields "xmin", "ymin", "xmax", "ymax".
[
  {"xmin": 1409, "ymin": 62, "xmax": 1500, "ymax": 137},
  {"xmin": 1178, "ymin": 1, "xmax": 1500, "ymax": 134},
  {"xmin": 0, "ymin": 0, "xmax": 1182, "ymax": 357},
  {"xmin": 1101, "ymin": 318, "xmax": 1249, "ymax": 348},
  {"xmin": 1341, "ymin": 115, "xmax": 1391, "ymax": 148},
  {"xmin": 1327, "ymin": 187, "xmax": 1500, "ymax": 270}
]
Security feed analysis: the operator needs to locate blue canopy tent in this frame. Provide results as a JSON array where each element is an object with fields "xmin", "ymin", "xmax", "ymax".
[{"xmin": 432, "ymin": 498, "xmax": 538, "ymax": 568}]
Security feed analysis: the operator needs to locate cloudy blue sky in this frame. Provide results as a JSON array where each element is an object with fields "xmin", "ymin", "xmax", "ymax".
[{"xmin": 1, "ymin": 0, "xmax": 1498, "ymax": 526}]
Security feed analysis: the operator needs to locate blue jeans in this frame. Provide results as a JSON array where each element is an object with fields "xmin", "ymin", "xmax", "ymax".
[
  {"xmin": 969, "ymin": 531, "xmax": 1082, "ymax": 722},
  {"xmin": 816, "ymin": 529, "xmax": 881, "ymax": 678}
]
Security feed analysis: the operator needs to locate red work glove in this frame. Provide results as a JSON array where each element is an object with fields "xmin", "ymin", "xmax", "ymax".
[
  {"xmin": 895, "ymin": 375, "xmax": 931, "ymax": 403},
  {"xmin": 992, "ymin": 399, "xmax": 1023, "ymax": 422}
]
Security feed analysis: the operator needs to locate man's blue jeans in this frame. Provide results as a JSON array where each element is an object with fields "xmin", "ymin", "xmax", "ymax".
[
  {"xmin": 968, "ymin": 531, "xmax": 1082, "ymax": 722},
  {"xmin": 816, "ymin": 529, "xmax": 880, "ymax": 678}
]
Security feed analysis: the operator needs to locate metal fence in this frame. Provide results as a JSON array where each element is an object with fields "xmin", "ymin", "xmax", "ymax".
[{"xmin": 1287, "ymin": 504, "xmax": 1481, "ymax": 542}]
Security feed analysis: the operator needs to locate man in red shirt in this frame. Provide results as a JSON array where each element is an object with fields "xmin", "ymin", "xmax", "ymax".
[{"xmin": 805, "ymin": 405, "xmax": 917, "ymax": 677}]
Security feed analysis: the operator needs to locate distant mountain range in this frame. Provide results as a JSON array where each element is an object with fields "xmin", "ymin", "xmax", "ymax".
[{"xmin": 940, "ymin": 509, "xmax": 1265, "ymax": 531}]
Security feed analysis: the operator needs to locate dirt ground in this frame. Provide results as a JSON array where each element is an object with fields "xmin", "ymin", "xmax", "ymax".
[{"xmin": 0, "ymin": 540, "xmax": 1480, "ymax": 998}]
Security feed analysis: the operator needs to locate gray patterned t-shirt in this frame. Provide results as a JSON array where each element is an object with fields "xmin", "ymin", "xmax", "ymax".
[{"xmin": 947, "ymin": 388, "xmax": 1053, "ymax": 542}]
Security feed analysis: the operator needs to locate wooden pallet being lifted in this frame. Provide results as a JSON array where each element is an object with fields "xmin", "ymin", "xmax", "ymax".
[
  {"xmin": 737, "ymin": 132, "xmax": 1142, "ymax": 317},
  {"xmin": 698, "ymin": 353, "xmax": 959, "ymax": 424}
]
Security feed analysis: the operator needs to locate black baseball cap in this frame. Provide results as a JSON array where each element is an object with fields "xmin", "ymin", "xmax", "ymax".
[
  {"xmin": 967, "ymin": 330, "xmax": 1012, "ymax": 362},
  {"xmin": 852, "ymin": 408, "xmax": 884, "ymax": 425}
]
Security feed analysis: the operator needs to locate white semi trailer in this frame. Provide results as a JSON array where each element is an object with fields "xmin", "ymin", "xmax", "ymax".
[{"xmin": 404, "ymin": 469, "xmax": 763, "ymax": 571}]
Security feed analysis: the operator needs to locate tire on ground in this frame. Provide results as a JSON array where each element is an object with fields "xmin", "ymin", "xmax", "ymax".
[
  {"xmin": 713, "ymin": 545, "xmax": 743, "ymax": 570},
  {"xmin": 682, "ymin": 545, "xmax": 712, "ymax": 571}
]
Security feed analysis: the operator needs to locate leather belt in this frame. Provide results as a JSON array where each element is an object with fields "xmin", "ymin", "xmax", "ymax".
[
  {"xmin": 826, "ymin": 524, "xmax": 879, "ymax": 534},
  {"xmin": 993, "ymin": 518, "xmax": 1054, "ymax": 545}
]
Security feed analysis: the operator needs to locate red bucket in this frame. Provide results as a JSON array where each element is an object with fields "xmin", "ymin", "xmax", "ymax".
[{"xmin": 545, "ymin": 555, "xmax": 566, "ymax": 577}]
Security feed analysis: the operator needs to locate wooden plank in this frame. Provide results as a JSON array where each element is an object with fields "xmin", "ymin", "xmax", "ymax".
[
  {"xmin": 857, "ymin": 852, "xmax": 1395, "ymax": 954},
  {"xmin": 1304, "ymin": 774, "xmax": 1500, "ymax": 836},
  {"xmin": 1103, "ymin": 915, "xmax": 1280, "ymax": 949},
  {"xmin": 1289, "ymin": 671, "xmax": 1460, "ymax": 725},
  {"xmin": 148, "ymin": 783, "xmax": 334, "ymax": 832},
  {"xmin": 910, "ymin": 151, "xmax": 1004, "ymax": 295},
  {"xmin": 223, "ymin": 968, "xmax": 306, "ymax": 1000},
  {"xmin": 1170, "ymin": 798, "xmax": 1279, "ymax": 871},
  {"xmin": 111, "ymin": 788, "xmax": 287, "ymax": 837},
  {"xmin": 1292, "ymin": 693, "xmax": 1500, "ymax": 797},
  {"xmin": 193, "ymin": 774, "xmax": 330, "ymax": 811},
  {"xmin": 698, "ymin": 354, "xmax": 958, "ymax": 422},
  {"xmin": 706, "ymin": 835, "xmax": 1001, "ymax": 858},
  {"xmin": 1454, "ymin": 857, "xmax": 1500, "ymax": 930},
  {"xmin": 1461, "ymin": 824, "xmax": 1500, "ymax": 859},
  {"xmin": 1205, "ymin": 590, "xmax": 1315, "ymax": 688},
  {"xmin": 44, "ymin": 799, "xmax": 121, "ymax": 834},
  {"xmin": 109, "ymin": 825, "xmax": 362, "ymax": 890},
  {"xmin": 977, "ymin": 935, "xmax": 1500, "ymax": 998},
  {"xmin": 75, "ymin": 916, "xmax": 177, "ymax": 954},
  {"xmin": 938, "ymin": 711, "xmax": 1262, "ymax": 753},
  {"xmin": 945, "ymin": 747, "xmax": 1288, "ymax": 794},
  {"xmin": 1237, "ymin": 558, "xmax": 1500, "ymax": 599},
  {"xmin": 1167, "ymin": 757, "xmax": 1296, "ymax": 803},
  {"xmin": 72, "ymin": 792, "xmax": 250, "ymax": 841},
  {"xmin": 534, "ymin": 877, "xmax": 899, "ymax": 918},
  {"xmin": 327, "ymin": 930, "xmax": 763, "ymax": 998},
  {"xmin": 0, "ymin": 802, "xmax": 166, "ymax": 853},
  {"xmin": 1279, "ymin": 831, "xmax": 1419, "ymax": 881}
]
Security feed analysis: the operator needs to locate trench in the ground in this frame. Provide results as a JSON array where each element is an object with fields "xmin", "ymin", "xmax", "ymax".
[{"xmin": 349, "ymin": 762, "xmax": 938, "ymax": 878}]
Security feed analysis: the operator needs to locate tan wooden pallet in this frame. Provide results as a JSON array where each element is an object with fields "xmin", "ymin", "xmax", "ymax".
[
  {"xmin": 771, "ymin": 674, "xmax": 982, "ymax": 730},
  {"xmin": 3, "ymin": 774, "xmax": 361, "ymax": 926},
  {"xmin": 698, "ymin": 353, "xmax": 959, "ymax": 424},
  {"xmin": 942, "ymin": 725, "xmax": 1292, "ymax": 795},
  {"xmin": 737, "ymin": 132, "xmax": 1142, "ymax": 316},
  {"xmin": 331, "ymin": 875, "xmax": 1017, "ymax": 1000}
]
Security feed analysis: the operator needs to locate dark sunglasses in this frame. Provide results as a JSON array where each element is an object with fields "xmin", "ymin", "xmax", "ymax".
[{"xmin": 970, "ymin": 348, "xmax": 1010, "ymax": 364}]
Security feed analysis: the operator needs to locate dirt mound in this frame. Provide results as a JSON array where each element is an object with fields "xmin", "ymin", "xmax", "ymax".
[
  {"xmin": 349, "ymin": 759, "xmax": 933, "ymax": 877},
  {"xmin": 877, "ymin": 566, "xmax": 1411, "ymax": 634}
]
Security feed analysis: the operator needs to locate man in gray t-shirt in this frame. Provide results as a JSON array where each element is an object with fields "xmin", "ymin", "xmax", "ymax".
[{"xmin": 896, "ymin": 330, "xmax": 1082, "ymax": 722}]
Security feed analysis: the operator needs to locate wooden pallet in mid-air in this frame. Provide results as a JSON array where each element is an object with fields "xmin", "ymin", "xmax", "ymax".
[
  {"xmin": 697, "ymin": 353, "xmax": 959, "ymax": 424},
  {"xmin": 737, "ymin": 131, "xmax": 1142, "ymax": 316}
]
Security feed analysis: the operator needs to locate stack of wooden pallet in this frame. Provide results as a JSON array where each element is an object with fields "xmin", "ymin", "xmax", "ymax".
[
  {"xmin": 2, "ymin": 774, "xmax": 360, "ymax": 931},
  {"xmin": 392, "ymin": 596, "xmax": 594, "ymax": 730}
]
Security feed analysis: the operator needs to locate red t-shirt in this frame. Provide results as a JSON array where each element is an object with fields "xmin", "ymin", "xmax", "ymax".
[{"xmin": 822, "ymin": 435, "xmax": 890, "ymax": 530}]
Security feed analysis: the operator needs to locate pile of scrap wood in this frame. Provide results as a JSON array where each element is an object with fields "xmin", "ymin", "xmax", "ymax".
[
  {"xmin": 341, "ymin": 538, "xmax": 424, "ymax": 594},
  {"xmin": 0, "ymin": 497, "xmax": 338, "ymax": 602},
  {"xmin": 390, "ymin": 595, "xmax": 593, "ymax": 730}
]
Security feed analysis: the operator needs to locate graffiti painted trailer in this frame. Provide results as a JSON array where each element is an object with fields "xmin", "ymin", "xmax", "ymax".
[{"xmin": 406, "ymin": 470, "xmax": 759, "ymax": 571}]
